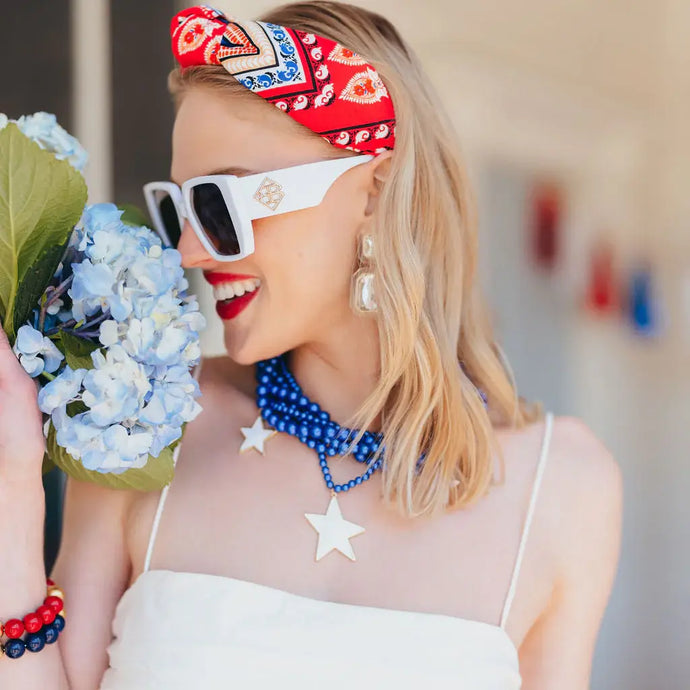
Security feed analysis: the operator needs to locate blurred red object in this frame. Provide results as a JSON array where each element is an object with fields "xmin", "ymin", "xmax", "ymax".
[
  {"xmin": 585, "ymin": 239, "xmax": 619, "ymax": 313},
  {"xmin": 530, "ymin": 182, "xmax": 561, "ymax": 270}
]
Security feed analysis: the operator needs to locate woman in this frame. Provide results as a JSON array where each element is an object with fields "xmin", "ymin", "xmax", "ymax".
[{"xmin": 0, "ymin": 3, "xmax": 622, "ymax": 688}]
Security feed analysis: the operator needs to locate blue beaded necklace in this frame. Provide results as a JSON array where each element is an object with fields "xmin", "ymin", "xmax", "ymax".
[
  {"xmin": 256, "ymin": 355, "xmax": 385, "ymax": 492},
  {"xmin": 251, "ymin": 354, "xmax": 385, "ymax": 562},
  {"xmin": 248, "ymin": 353, "xmax": 488, "ymax": 562}
]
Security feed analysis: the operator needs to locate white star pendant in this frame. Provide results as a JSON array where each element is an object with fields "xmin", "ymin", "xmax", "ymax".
[
  {"xmin": 305, "ymin": 494, "xmax": 365, "ymax": 561},
  {"xmin": 239, "ymin": 415, "xmax": 276, "ymax": 454}
]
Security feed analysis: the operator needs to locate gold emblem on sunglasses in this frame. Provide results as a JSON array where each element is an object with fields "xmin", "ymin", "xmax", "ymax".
[{"xmin": 254, "ymin": 177, "xmax": 285, "ymax": 212}]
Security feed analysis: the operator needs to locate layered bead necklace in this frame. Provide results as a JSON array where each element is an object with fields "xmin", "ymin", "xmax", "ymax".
[
  {"xmin": 239, "ymin": 354, "xmax": 487, "ymax": 562},
  {"xmin": 239, "ymin": 354, "xmax": 385, "ymax": 562}
]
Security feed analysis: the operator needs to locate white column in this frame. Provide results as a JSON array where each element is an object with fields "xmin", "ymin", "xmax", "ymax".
[{"xmin": 71, "ymin": 0, "xmax": 112, "ymax": 203}]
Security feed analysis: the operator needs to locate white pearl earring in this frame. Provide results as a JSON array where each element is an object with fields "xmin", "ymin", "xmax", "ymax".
[{"xmin": 351, "ymin": 234, "xmax": 377, "ymax": 314}]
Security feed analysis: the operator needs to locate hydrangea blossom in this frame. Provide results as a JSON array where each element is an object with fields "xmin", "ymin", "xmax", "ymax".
[
  {"xmin": 35, "ymin": 203, "xmax": 205, "ymax": 474},
  {"xmin": 8, "ymin": 112, "xmax": 204, "ymax": 480},
  {"xmin": 13, "ymin": 324, "xmax": 64, "ymax": 377},
  {"xmin": 12, "ymin": 112, "xmax": 88, "ymax": 172}
]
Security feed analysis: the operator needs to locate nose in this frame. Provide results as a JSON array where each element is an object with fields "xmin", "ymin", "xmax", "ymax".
[{"xmin": 177, "ymin": 220, "xmax": 216, "ymax": 269}]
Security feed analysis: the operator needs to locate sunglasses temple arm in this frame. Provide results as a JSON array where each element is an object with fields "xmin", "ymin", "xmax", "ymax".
[{"xmin": 237, "ymin": 155, "xmax": 374, "ymax": 221}]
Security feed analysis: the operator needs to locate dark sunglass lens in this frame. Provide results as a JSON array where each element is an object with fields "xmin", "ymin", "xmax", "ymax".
[
  {"xmin": 158, "ymin": 193, "xmax": 181, "ymax": 247},
  {"xmin": 191, "ymin": 183, "xmax": 240, "ymax": 256}
]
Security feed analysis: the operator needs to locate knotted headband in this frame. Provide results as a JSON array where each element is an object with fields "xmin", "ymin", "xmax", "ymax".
[{"xmin": 170, "ymin": 5, "xmax": 396, "ymax": 154}]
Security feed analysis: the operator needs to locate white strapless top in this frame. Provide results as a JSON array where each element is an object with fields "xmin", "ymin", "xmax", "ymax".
[
  {"xmin": 101, "ymin": 569, "xmax": 521, "ymax": 690},
  {"xmin": 100, "ymin": 410, "xmax": 554, "ymax": 689}
]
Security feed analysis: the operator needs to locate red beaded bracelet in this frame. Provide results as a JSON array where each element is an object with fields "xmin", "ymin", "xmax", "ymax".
[{"xmin": 0, "ymin": 578, "xmax": 65, "ymax": 659}]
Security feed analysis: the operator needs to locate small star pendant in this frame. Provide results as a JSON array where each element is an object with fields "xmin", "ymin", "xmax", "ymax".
[{"xmin": 239, "ymin": 415, "xmax": 276, "ymax": 454}]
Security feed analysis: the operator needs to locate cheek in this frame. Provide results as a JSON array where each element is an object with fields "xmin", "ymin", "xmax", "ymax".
[{"xmin": 253, "ymin": 206, "xmax": 358, "ymax": 305}]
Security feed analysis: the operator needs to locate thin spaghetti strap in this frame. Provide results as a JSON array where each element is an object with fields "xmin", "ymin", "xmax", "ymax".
[
  {"xmin": 499, "ymin": 411, "xmax": 554, "ymax": 629},
  {"xmin": 142, "ymin": 360, "xmax": 203, "ymax": 573}
]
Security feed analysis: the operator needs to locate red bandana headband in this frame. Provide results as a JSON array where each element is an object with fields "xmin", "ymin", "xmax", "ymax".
[{"xmin": 170, "ymin": 5, "xmax": 396, "ymax": 154}]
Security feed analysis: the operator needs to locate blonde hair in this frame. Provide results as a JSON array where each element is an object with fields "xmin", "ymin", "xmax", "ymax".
[{"xmin": 167, "ymin": 1, "xmax": 542, "ymax": 519}]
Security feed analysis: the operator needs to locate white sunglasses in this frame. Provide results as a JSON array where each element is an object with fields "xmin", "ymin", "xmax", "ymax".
[{"xmin": 142, "ymin": 154, "xmax": 373, "ymax": 262}]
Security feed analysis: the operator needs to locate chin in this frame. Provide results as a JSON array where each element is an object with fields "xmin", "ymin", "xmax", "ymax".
[{"xmin": 222, "ymin": 331, "xmax": 286, "ymax": 367}]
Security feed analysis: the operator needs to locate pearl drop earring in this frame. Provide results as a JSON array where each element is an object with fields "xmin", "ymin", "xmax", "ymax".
[{"xmin": 351, "ymin": 234, "xmax": 377, "ymax": 314}]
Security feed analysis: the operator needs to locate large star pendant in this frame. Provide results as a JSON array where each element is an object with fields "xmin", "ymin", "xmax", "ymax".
[
  {"xmin": 305, "ymin": 494, "xmax": 365, "ymax": 561},
  {"xmin": 239, "ymin": 415, "xmax": 276, "ymax": 454}
]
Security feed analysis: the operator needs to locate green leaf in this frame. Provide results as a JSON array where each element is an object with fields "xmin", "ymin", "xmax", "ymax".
[
  {"xmin": 0, "ymin": 123, "xmax": 87, "ymax": 340},
  {"xmin": 118, "ymin": 203, "xmax": 151, "ymax": 228},
  {"xmin": 58, "ymin": 330, "xmax": 100, "ymax": 370},
  {"xmin": 47, "ymin": 424, "xmax": 175, "ymax": 492},
  {"xmin": 42, "ymin": 449, "xmax": 57, "ymax": 476},
  {"xmin": 13, "ymin": 239, "xmax": 69, "ymax": 335}
]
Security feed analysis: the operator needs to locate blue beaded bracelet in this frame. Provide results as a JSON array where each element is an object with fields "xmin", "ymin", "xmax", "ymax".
[{"xmin": 1, "ymin": 615, "xmax": 65, "ymax": 660}]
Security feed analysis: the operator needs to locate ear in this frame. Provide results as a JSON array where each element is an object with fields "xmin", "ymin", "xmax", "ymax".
[{"xmin": 364, "ymin": 150, "xmax": 394, "ymax": 217}]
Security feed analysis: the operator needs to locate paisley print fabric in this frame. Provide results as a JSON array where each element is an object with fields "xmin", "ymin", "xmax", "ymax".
[{"xmin": 171, "ymin": 5, "xmax": 396, "ymax": 154}]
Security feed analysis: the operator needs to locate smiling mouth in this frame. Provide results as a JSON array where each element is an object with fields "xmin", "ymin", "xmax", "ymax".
[{"xmin": 213, "ymin": 278, "xmax": 261, "ymax": 320}]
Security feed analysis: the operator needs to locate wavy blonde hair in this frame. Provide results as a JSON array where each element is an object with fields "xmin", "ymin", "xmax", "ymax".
[{"xmin": 168, "ymin": 1, "xmax": 542, "ymax": 518}]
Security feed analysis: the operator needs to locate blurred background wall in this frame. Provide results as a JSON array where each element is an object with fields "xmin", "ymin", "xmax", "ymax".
[{"xmin": 2, "ymin": 0, "xmax": 688, "ymax": 687}]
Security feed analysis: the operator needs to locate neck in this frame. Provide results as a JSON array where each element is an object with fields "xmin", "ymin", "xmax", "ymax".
[{"xmin": 288, "ymin": 315, "xmax": 381, "ymax": 429}]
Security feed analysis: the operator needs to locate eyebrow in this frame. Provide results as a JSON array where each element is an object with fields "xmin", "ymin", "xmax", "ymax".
[{"xmin": 170, "ymin": 166, "xmax": 256, "ymax": 185}]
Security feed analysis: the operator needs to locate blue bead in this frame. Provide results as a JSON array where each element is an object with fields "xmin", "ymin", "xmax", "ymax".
[
  {"xmin": 316, "ymin": 444, "xmax": 326, "ymax": 454},
  {"xmin": 355, "ymin": 477, "xmax": 362, "ymax": 484},
  {"xmin": 299, "ymin": 425, "xmax": 309, "ymax": 437},
  {"xmin": 287, "ymin": 423, "xmax": 297, "ymax": 435},
  {"xmin": 53, "ymin": 615, "xmax": 65, "ymax": 632},
  {"xmin": 299, "ymin": 396, "xmax": 308, "ymax": 406},
  {"xmin": 307, "ymin": 439, "xmax": 316, "ymax": 449},
  {"xmin": 348, "ymin": 479, "xmax": 356, "ymax": 487},
  {"xmin": 257, "ymin": 386, "xmax": 267, "ymax": 395},
  {"xmin": 363, "ymin": 474, "xmax": 370, "ymax": 480},
  {"xmin": 319, "ymin": 459, "xmax": 327, "ymax": 467},
  {"xmin": 309, "ymin": 402, "xmax": 320, "ymax": 413},
  {"xmin": 325, "ymin": 427, "xmax": 337, "ymax": 439},
  {"xmin": 326, "ymin": 480, "xmax": 334, "ymax": 489},
  {"xmin": 323, "ymin": 473, "xmax": 331, "ymax": 481},
  {"xmin": 277, "ymin": 388, "xmax": 287, "ymax": 398},
  {"xmin": 289, "ymin": 391, "xmax": 298, "ymax": 402},
  {"xmin": 260, "ymin": 374, "xmax": 270, "ymax": 384},
  {"xmin": 257, "ymin": 397, "xmax": 267, "ymax": 408},
  {"xmin": 277, "ymin": 420, "xmax": 286, "ymax": 432},
  {"xmin": 341, "ymin": 484, "xmax": 350, "ymax": 491},
  {"xmin": 44, "ymin": 623, "xmax": 59, "ymax": 644},
  {"xmin": 4, "ymin": 638, "xmax": 25, "ymax": 658},
  {"xmin": 26, "ymin": 631, "xmax": 45, "ymax": 653},
  {"xmin": 311, "ymin": 426, "xmax": 322, "ymax": 438},
  {"xmin": 334, "ymin": 485, "xmax": 342, "ymax": 492}
]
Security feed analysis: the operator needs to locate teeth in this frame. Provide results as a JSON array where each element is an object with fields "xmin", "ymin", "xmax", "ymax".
[{"xmin": 212, "ymin": 278, "xmax": 260, "ymax": 301}]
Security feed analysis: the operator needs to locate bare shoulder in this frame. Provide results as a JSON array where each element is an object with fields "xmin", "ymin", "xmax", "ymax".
[
  {"xmin": 544, "ymin": 415, "xmax": 623, "ymax": 570},
  {"xmin": 517, "ymin": 414, "xmax": 624, "ymax": 688}
]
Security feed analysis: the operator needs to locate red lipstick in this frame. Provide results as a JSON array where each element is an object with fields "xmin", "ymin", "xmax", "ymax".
[{"xmin": 215, "ymin": 289, "xmax": 259, "ymax": 320}]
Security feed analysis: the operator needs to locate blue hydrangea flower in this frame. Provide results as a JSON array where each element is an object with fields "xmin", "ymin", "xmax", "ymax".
[
  {"xmin": 29, "ymin": 197, "xmax": 205, "ymax": 474},
  {"xmin": 38, "ymin": 366, "xmax": 85, "ymax": 414},
  {"xmin": 13, "ymin": 325, "xmax": 64, "ymax": 377},
  {"xmin": 13, "ymin": 112, "xmax": 88, "ymax": 172}
]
